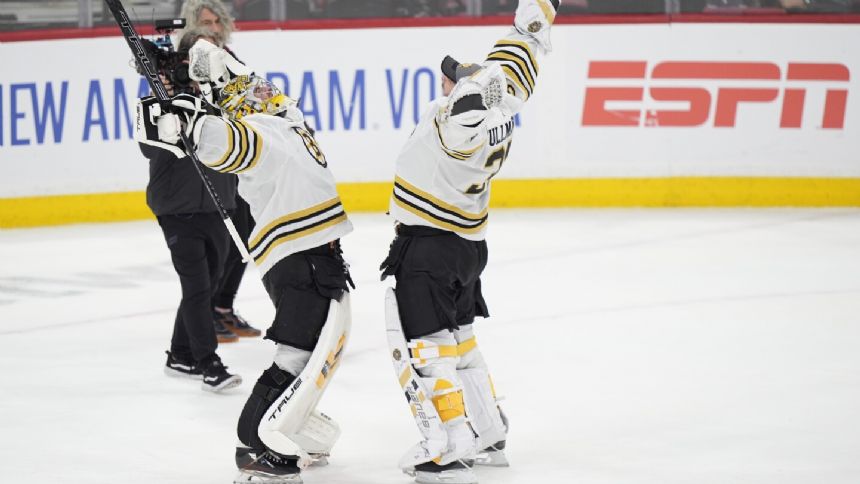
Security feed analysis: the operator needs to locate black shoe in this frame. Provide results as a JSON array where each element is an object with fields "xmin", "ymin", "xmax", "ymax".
[
  {"xmin": 216, "ymin": 308, "xmax": 262, "ymax": 337},
  {"xmin": 163, "ymin": 351, "xmax": 202, "ymax": 380},
  {"xmin": 214, "ymin": 318, "xmax": 239, "ymax": 343},
  {"xmin": 199, "ymin": 355, "xmax": 242, "ymax": 393},
  {"xmin": 233, "ymin": 448, "xmax": 301, "ymax": 484}
]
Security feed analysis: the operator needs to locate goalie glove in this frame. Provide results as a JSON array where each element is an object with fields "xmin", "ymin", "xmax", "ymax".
[
  {"xmin": 135, "ymin": 97, "xmax": 186, "ymax": 158},
  {"xmin": 188, "ymin": 38, "xmax": 252, "ymax": 88},
  {"xmin": 441, "ymin": 63, "xmax": 507, "ymax": 126},
  {"xmin": 134, "ymin": 94, "xmax": 212, "ymax": 158},
  {"xmin": 514, "ymin": 0, "xmax": 560, "ymax": 53}
]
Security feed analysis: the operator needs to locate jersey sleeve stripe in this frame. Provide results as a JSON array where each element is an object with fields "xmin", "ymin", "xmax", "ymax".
[
  {"xmin": 493, "ymin": 40, "xmax": 539, "ymax": 76},
  {"xmin": 233, "ymin": 119, "xmax": 262, "ymax": 174},
  {"xmin": 395, "ymin": 176, "xmax": 488, "ymax": 220},
  {"xmin": 219, "ymin": 120, "xmax": 250, "ymax": 173},
  {"xmin": 499, "ymin": 65, "xmax": 530, "ymax": 100},
  {"xmin": 249, "ymin": 197, "xmax": 343, "ymax": 250},
  {"xmin": 487, "ymin": 51, "xmax": 535, "ymax": 93}
]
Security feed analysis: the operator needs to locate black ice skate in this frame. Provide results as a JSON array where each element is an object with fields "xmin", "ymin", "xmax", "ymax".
[
  {"xmin": 409, "ymin": 460, "xmax": 477, "ymax": 484},
  {"xmin": 163, "ymin": 351, "xmax": 202, "ymax": 380},
  {"xmin": 233, "ymin": 448, "xmax": 302, "ymax": 484},
  {"xmin": 199, "ymin": 355, "xmax": 242, "ymax": 393}
]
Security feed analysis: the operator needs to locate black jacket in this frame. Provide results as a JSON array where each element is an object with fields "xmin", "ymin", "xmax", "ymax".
[{"xmin": 140, "ymin": 143, "xmax": 237, "ymax": 216}]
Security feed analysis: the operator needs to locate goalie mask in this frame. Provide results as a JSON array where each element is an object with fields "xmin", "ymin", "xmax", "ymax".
[{"xmin": 217, "ymin": 75, "xmax": 291, "ymax": 120}]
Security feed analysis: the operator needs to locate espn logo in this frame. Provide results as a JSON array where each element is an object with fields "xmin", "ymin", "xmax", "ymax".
[{"xmin": 582, "ymin": 61, "xmax": 849, "ymax": 129}]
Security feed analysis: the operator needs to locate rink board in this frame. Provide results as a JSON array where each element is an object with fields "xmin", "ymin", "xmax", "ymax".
[{"xmin": 1, "ymin": 21, "xmax": 859, "ymax": 227}]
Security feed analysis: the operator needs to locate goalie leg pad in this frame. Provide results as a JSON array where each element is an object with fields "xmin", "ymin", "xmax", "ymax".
[
  {"xmin": 257, "ymin": 293, "xmax": 351, "ymax": 463},
  {"xmin": 454, "ymin": 325, "xmax": 508, "ymax": 452},
  {"xmin": 237, "ymin": 364, "xmax": 297, "ymax": 451},
  {"xmin": 385, "ymin": 288, "xmax": 476, "ymax": 469}
]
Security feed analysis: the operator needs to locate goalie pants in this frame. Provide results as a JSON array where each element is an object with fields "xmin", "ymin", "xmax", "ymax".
[
  {"xmin": 380, "ymin": 225, "xmax": 489, "ymax": 339},
  {"xmin": 261, "ymin": 240, "xmax": 352, "ymax": 351}
]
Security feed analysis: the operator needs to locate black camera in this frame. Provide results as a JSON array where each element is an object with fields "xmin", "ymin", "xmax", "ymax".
[{"xmin": 137, "ymin": 18, "xmax": 192, "ymax": 94}]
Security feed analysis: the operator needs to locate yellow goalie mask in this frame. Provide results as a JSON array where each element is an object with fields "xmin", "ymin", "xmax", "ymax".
[{"xmin": 217, "ymin": 75, "xmax": 292, "ymax": 119}]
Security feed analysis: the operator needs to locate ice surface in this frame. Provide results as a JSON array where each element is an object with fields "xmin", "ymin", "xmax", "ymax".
[{"xmin": 1, "ymin": 209, "xmax": 859, "ymax": 484}]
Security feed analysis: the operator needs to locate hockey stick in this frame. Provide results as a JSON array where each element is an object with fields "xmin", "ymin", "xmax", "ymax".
[{"xmin": 103, "ymin": 0, "xmax": 252, "ymax": 263}]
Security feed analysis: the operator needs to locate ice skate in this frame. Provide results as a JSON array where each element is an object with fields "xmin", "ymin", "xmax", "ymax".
[
  {"xmin": 473, "ymin": 441, "xmax": 509, "ymax": 467},
  {"xmin": 407, "ymin": 460, "xmax": 477, "ymax": 484},
  {"xmin": 234, "ymin": 449, "xmax": 302, "ymax": 484}
]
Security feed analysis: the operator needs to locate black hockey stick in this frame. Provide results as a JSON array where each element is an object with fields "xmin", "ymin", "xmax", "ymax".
[{"xmin": 103, "ymin": 0, "xmax": 252, "ymax": 263}]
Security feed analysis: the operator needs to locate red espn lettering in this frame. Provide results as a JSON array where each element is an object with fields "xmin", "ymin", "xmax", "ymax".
[{"xmin": 582, "ymin": 61, "xmax": 849, "ymax": 129}]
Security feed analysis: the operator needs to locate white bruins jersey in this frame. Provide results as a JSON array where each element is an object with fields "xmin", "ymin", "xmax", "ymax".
[
  {"xmin": 195, "ymin": 111, "xmax": 353, "ymax": 276},
  {"xmin": 389, "ymin": 27, "xmax": 544, "ymax": 241}
]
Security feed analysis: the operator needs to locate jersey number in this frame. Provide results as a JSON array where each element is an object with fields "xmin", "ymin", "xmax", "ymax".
[
  {"xmin": 466, "ymin": 140, "xmax": 512, "ymax": 195},
  {"xmin": 294, "ymin": 127, "xmax": 327, "ymax": 168}
]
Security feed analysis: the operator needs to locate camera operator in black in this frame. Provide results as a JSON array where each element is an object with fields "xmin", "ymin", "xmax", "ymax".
[
  {"xmin": 141, "ymin": 27, "xmax": 241, "ymax": 392},
  {"xmin": 179, "ymin": 0, "xmax": 262, "ymax": 339}
]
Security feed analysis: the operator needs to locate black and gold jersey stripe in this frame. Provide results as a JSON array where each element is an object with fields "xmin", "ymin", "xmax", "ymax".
[
  {"xmin": 487, "ymin": 39, "xmax": 539, "ymax": 100},
  {"xmin": 202, "ymin": 119, "xmax": 262, "ymax": 174},
  {"xmin": 433, "ymin": 118, "xmax": 485, "ymax": 161},
  {"xmin": 249, "ymin": 197, "xmax": 347, "ymax": 265},
  {"xmin": 393, "ymin": 176, "xmax": 488, "ymax": 234}
]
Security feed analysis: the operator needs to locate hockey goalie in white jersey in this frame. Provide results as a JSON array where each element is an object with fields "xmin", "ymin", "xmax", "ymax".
[
  {"xmin": 136, "ymin": 41, "xmax": 353, "ymax": 484},
  {"xmin": 380, "ymin": 1, "xmax": 560, "ymax": 484}
]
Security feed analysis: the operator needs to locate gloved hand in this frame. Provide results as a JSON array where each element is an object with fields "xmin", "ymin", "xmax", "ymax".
[
  {"xmin": 514, "ymin": 0, "xmax": 560, "ymax": 53},
  {"xmin": 188, "ymin": 38, "xmax": 252, "ymax": 88},
  {"xmin": 135, "ymin": 96, "xmax": 186, "ymax": 158},
  {"xmin": 134, "ymin": 94, "xmax": 213, "ymax": 157}
]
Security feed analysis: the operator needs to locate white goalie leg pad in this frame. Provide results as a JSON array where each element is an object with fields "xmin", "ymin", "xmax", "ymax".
[
  {"xmin": 257, "ymin": 292, "xmax": 351, "ymax": 466},
  {"xmin": 455, "ymin": 325, "xmax": 508, "ymax": 451},
  {"xmin": 385, "ymin": 288, "xmax": 476, "ymax": 470}
]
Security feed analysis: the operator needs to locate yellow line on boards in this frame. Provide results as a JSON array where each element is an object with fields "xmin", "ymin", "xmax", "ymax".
[{"xmin": 2, "ymin": 178, "xmax": 860, "ymax": 229}]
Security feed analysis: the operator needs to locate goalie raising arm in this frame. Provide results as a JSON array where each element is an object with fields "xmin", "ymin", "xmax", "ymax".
[{"xmin": 379, "ymin": 2, "xmax": 560, "ymax": 484}]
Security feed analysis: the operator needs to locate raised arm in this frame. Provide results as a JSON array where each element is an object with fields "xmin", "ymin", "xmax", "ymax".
[{"xmin": 486, "ymin": 0, "xmax": 559, "ymax": 104}]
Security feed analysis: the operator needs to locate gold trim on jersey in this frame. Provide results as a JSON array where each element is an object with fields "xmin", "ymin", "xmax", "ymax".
[
  {"xmin": 500, "ymin": 65, "xmax": 529, "ymax": 100},
  {"xmin": 487, "ymin": 51, "xmax": 535, "ymax": 92},
  {"xmin": 393, "ymin": 176, "xmax": 488, "ymax": 234},
  {"xmin": 253, "ymin": 213, "xmax": 348, "ymax": 266},
  {"xmin": 393, "ymin": 198, "xmax": 487, "ymax": 234},
  {"xmin": 494, "ymin": 39, "xmax": 539, "ymax": 75},
  {"xmin": 433, "ymin": 118, "xmax": 486, "ymax": 161},
  {"xmin": 488, "ymin": 39, "xmax": 539, "ymax": 99},
  {"xmin": 249, "ymin": 197, "xmax": 348, "ymax": 265},
  {"xmin": 538, "ymin": 0, "xmax": 557, "ymax": 25},
  {"xmin": 203, "ymin": 119, "xmax": 262, "ymax": 174},
  {"xmin": 395, "ymin": 177, "xmax": 488, "ymax": 220}
]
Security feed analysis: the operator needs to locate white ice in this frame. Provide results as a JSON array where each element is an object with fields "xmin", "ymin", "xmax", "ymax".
[{"xmin": 1, "ymin": 209, "xmax": 859, "ymax": 484}]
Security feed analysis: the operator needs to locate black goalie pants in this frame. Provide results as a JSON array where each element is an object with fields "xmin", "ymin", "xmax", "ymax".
[{"xmin": 380, "ymin": 225, "xmax": 489, "ymax": 339}]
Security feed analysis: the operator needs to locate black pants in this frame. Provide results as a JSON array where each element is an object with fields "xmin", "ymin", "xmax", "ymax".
[
  {"xmin": 380, "ymin": 225, "xmax": 489, "ymax": 340},
  {"xmin": 157, "ymin": 212, "xmax": 230, "ymax": 362},
  {"xmin": 261, "ymin": 242, "xmax": 353, "ymax": 351},
  {"xmin": 213, "ymin": 195, "xmax": 255, "ymax": 309}
]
